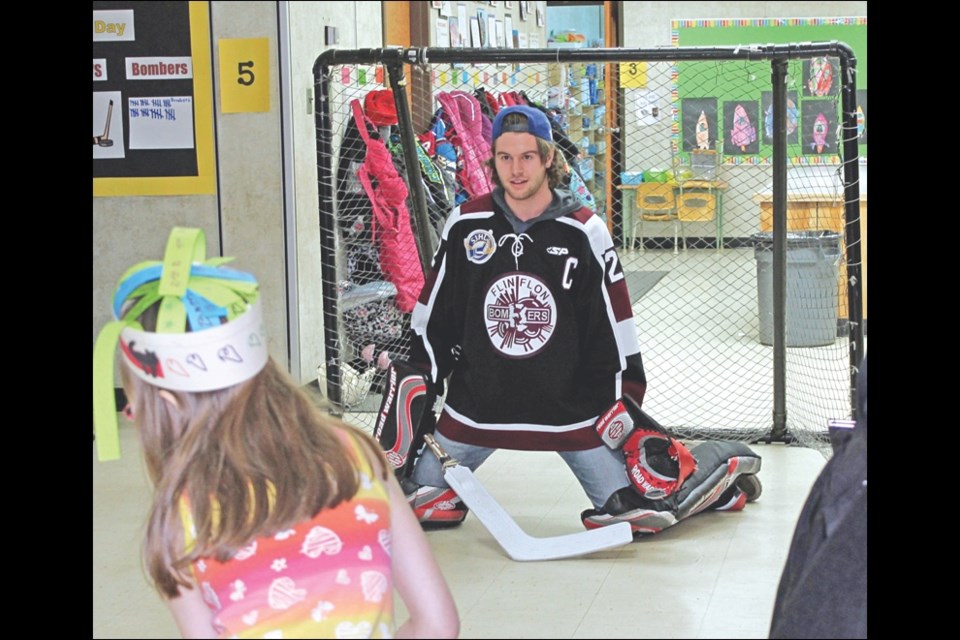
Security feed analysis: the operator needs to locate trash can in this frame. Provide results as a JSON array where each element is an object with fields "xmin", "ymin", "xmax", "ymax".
[{"xmin": 753, "ymin": 230, "xmax": 842, "ymax": 347}]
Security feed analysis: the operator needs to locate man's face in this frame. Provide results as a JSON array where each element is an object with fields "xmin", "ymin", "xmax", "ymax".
[{"xmin": 493, "ymin": 132, "xmax": 554, "ymax": 205}]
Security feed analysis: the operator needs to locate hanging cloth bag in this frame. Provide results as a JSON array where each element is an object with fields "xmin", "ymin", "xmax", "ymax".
[
  {"xmin": 436, "ymin": 91, "xmax": 494, "ymax": 199},
  {"xmin": 350, "ymin": 99, "xmax": 425, "ymax": 313}
]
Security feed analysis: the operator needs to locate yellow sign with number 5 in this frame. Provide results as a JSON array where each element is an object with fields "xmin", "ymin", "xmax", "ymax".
[
  {"xmin": 619, "ymin": 61, "xmax": 647, "ymax": 89},
  {"xmin": 219, "ymin": 38, "xmax": 270, "ymax": 113}
]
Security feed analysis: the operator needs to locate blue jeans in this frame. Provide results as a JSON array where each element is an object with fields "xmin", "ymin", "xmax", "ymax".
[{"xmin": 410, "ymin": 430, "xmax": 631, "ymax": 509}]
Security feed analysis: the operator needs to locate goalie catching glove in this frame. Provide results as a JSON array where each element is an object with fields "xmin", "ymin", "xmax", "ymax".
[
  {"xmin": 595, "ymin": 395, "xmax": 697, "ymax": 500},
  {"xmin": 587, "ymin": 396, "xmax": 762, "ymax": 535}
]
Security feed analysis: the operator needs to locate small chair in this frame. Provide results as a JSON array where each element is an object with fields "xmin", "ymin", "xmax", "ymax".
[
  {"xmin": 633, "ymin": 182, "xmax": 679, "ymax": 254},
  {"xmin": 674, "ymin": 147, "xmax": 721, "ymax": 250},
  {"xmin": 676, "ymin": 189, "xmax": 717, "ymax": 251}
]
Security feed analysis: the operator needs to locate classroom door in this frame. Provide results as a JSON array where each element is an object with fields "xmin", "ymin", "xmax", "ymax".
[{"xmin": 546, "ymin": 1, "xmax": 621, "ymax": 234}]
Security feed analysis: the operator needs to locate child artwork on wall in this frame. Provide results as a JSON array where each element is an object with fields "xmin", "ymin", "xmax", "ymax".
[
  {"xmin": 856, "ymin": 89, "xmax": 867, "ymax": 144},
  {"xmin": 761, "ymin": 90, "xmax": 799, "ymax": 145},
  {"xmin": 634, "ymin": 89, "xmax": 663, "ymax": 126},
  {"xmin": 449, "ymin": 17, "xmax": 461, "ymax": 47},
  {"xmin": 682, "ymin": 98, "xmax": 718, "ymax": 151},
  {"xmin": 725, "ymin": 100, "xmax": 759, "ymax": 155},
  {"xmin": 470, "ymin": 16, "xmax": 482, "ymax": 48},
  {"xmin": 801, "ymin": 99, "xmax": 838, "ymax": 155},
  {"xmin": 477, "ymin": 8, "xmax": 488, "ymax": 46},
  {"xmin": 695, "ymin": 111, "xmax": 710, "ymax": 149},
  {"xmin": 803, "ymin": 57, "xmax": 839, "ymax": 97}
]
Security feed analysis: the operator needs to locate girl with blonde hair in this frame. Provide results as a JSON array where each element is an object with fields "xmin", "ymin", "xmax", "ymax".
[{"xmin": 93, "ymin": 227, "xmax": 458, "ymax": 638}]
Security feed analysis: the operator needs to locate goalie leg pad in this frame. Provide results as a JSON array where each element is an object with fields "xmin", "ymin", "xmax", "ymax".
[
  {"xmin": 408, "ymin": 484, "xmax": 469, "ymax": 528},
  {"xmin": 736, "ymin": 472, "xmax": 763, "ymax": 502},
  {"xmin": 583, "ymin": 441, "xmax": 764, "ymax": 535},
  {"xmin": 580, "ymin": 487, "xmax": 677, "ymax": 536},
  {"xmin": 703, "ymin": 469, "xmax": 764, "ymax": 512},
  {"xmin": 373, "ymin": 361, "xmax": 435, "ymax": 477},
  {"xmin": 673, "ymin": 442, "xmax": 763, "ymax": 520},
  {"xmin": 710, "ymin": 486, "xmax": 748, "ymax": 512}
]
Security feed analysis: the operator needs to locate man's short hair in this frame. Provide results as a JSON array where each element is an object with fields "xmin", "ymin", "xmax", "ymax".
[
  {"xmin": 487, "ymin": 135, "xmax": 566, "ymax": 190},
  {"xmin": 492, "ymin": 105, "xmax": 554, "ymax": 143}
]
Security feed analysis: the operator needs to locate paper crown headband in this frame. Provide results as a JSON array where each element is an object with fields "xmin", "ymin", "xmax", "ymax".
[{"xmin": 92, "ymin": 227, "xmax": 268, "ymax": 461}]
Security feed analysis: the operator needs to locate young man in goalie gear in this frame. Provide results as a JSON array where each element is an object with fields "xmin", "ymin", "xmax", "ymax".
[{"xmin": 375, "ymin": 105, "xmax": 762, "ymax": 535}]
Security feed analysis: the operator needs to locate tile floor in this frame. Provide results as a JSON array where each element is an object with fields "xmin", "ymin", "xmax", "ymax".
[
  {"xmin": 93, "ymin": 411, "xmax": 826, "ymax": 639},
  {"xmin": 94, "ymin": 245, "xmax": 846, "ymax": 638}
]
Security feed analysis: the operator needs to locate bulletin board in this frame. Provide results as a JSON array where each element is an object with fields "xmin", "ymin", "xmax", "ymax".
[
  {"xmin": 672, "ymin": 17, "xmax": 867, "ymax": 166},
  {"xmin": 93, "ymin": 1, "xmax": 216, "ymax": 196}
]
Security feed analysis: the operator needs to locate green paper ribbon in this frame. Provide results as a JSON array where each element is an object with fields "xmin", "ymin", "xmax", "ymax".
[
  {"xmin": 93, "ymin": 321, "xmax": 130, "ymax": 461},
  {"xmin": 157, "ymin": 228, "xmax": 206, "ymax": 334},
  {"xmin": 93, "ymin": 227, "xmax": 257, "ymax": 462}
]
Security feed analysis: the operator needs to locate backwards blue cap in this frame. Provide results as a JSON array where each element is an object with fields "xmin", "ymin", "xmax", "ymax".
[{"xmin": 492, "ymin": 105, "xmax": 554, "ymax": 143}]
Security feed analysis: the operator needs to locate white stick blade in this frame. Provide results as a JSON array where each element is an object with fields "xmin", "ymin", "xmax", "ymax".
[{"xmin": 444, "ymin": 465, "xmax": 633, "ymax": 561}]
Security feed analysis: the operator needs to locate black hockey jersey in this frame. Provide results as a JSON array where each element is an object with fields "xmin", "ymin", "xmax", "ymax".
[{"xmin": 409, "ymin": 189, "xmax": 647, "ymax": 451}]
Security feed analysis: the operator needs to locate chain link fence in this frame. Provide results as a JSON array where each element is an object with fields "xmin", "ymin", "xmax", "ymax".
[{"xmin": 313, "ymin": 44, "xmax": 865, "ymax": 456}]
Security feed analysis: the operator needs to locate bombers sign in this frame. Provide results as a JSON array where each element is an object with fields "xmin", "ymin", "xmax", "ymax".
[{"xmin": 125, "ymin": 57, "xmax": 194, "ymax": 80}]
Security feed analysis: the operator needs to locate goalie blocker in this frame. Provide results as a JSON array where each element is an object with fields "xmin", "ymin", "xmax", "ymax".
[
  {"xmin": 374, "ymin": 361, "xmax": 469, "ymax": 526},
  {"xmin": 587, "ymin": 395, "xmax": 763, "ymax": 535},
  {"xmin": 373, "ymin": 360, "xmax": 435, "ymax": 478}
]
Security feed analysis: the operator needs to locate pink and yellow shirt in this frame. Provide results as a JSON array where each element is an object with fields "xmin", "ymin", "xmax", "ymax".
[{"xmin": 181, "ymin": 434, "xmax": 395, "ymax": 638}]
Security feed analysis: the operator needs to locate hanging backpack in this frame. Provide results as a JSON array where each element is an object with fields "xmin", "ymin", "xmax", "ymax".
[
  {"xmin": 389, "ymin": 131, "xmax": 450, "ymax": 240},
  {"xmin": 475, "ymin": 87, "xmax": 500, "ymax": 119},
  {"xmin": 425, "ymin": 110, "xmax": 469, "ymax": 206},
  {"xmin": 336, "ymin": 104, "xmax": 380, "ymax": 285},
  {"xmin": 350, "ymin": 99, "xmax": 425, "ymax": 313},
  {"xmin": 436, "ymin": 91, "xmax": 494, "ymax": 200},
  {"xmin": 420, "ymin": 113, "xmax": 459, "ymax": 206}
]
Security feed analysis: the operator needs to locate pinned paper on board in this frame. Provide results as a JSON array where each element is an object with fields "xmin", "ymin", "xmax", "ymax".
[
  {"xmin": 726, "ymin": 101, "xmax": 759, "ymax": 155},
  {"xmin": 93, "ymin": 91, "xmax": 125, "ymax": 159},
  {"xmin": 633, "ymin": 89, "xmax": 661, "ymax": 126},
  {"xmin": 761, "ymin": 91, "xmax": 799, "ymax": 145},
  {"xmin": 801, "ymin": 99, "xmax": 837, "ymax": 155},
  {"xmin": 804, "ymin": 56, "xmax": 838, "ymax": 97},
  {"xmin": 681, "ymin": 98, "xmax": 718, "ymax": 152},
  {"xmin": 696, "ymin": 111, "xmax": 710, "ymax": 150},
  {"xmin": 436, "ymin": 18, "xmax": 451, "ymax": 47},
  {"xmin": 129, "ymin": 96, "xmax": 195, "ymax": 150}
]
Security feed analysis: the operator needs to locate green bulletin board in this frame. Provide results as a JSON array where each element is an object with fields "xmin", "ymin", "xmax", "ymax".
[{"xmin": 672, "ymin": 17, "xmax": 867, "ymax": 166}]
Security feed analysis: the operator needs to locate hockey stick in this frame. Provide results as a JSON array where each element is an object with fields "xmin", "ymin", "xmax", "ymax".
[
  {"xmin": 94, "ymin": 100, "xmax": 115, "ymax": 147},
  {"xmin": 423, "ymin": 434, "xmax": 633, "ymax": 561}
]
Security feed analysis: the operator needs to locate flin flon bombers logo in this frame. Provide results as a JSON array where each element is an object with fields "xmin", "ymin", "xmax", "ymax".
[{"xmin": 484, "ymin": 273, "xmax": 556, "ymax": 358}]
